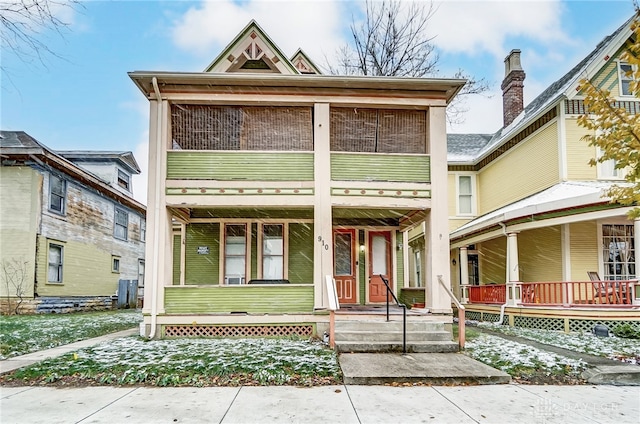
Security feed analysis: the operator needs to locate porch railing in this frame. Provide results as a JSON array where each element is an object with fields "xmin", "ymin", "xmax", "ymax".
[
  {"xmin": 379, "ymin": 274, "xmax": 407, "ymax": 354},
  {"xmin": 468, "ymin": 285, "xmax": 506, "ymax": 304},
  {"xmin": 466, "ymin": 280, "xmax": 637, "ymax": 307}
]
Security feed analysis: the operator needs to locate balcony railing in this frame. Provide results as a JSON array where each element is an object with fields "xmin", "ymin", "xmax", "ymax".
[{"xmin": 466, "ymin": 280, "xmax": 638, "ymax": 308}]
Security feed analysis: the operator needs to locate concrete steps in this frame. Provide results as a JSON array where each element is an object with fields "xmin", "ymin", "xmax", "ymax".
[{"xmin": 334, "ymin": 319, "xmax": 459, "ymax": 353}]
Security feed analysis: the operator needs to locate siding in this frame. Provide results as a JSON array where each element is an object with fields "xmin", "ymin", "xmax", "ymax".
[
  {"xmin": 480, "ymin": 237, "xmax": 506, "ymax": 285},
  {"xmin": 288, "ymin": 223, "xmax": 314, "ymax": 283},
  {"xmin": 447, "ymin": 173, "xmax": 457, "ymax": 217},
  {"xmin": 331, "ymin": 153, "xmax": 430, "ymax": 183},
  {"xmin": 0, "ymin": 167, "xmax": 40, "ymax": 298},
  {"xmin": 164, "ymin": 285, "xmax": 314, "ymax": 313},
  {"xmin": 172, "ymin": 234, "xmax": 180, "ymax": 285},
  {"xmin": 478, "ymin": 122, "xmax": 559, "ymax": 214},
  {"xmin": 185, "ymin": 223, "xmax": 220, "ymax": 285},
  {"xmin": 167, "ymin": 152, "xmax": 314, "ymax": 181},
  {"xmin": 518, "ymin": 226, "xmax": 562, "ymax": 282},
  {"xmin": 565, "ymin": 118, "xmax": 597, "ymax": 180},
  {"xmin": 570, "ymin": 221, "xmax": 599, "ymax": 281}
]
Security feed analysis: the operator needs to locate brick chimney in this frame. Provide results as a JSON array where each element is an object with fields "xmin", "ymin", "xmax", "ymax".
[{"xmin": 501, "ymin": 49, "xmax": 526, "ymax": 127}]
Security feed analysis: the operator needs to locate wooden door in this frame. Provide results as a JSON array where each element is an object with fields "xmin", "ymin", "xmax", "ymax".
[
  {"xmin": 368, "ymin": 231, "xmax": 392, "ymax": 303},
  {"xmin": 334, "ymin": 229, "xmax": 357, "ymax": 304}
]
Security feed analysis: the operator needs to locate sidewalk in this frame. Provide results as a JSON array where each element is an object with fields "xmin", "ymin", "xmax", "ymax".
[{"xmin": 2, "ymin": 384, "xmax": 638, "ymax": 423}]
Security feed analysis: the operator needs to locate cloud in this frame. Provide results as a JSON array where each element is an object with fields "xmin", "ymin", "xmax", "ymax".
[
  {"xmin": 132, "ymin": 132, "xmax": 149, "ymax": 205},
  {"xmin": 170, "ymin": 0, "xmax": 348, "ymax": 70},
  {"xmin": 430, "ymin": 0, "xmax": 568, "ymax": 57}
]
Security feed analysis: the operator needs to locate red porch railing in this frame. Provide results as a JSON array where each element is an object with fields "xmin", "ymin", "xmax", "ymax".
[
  {"xmin": 466, "ymin": 280, "xmax": 637, "ymax": 308},
  {"xmin": 468, "ymin": 285, "xmax": 506, "ymax": 304},
  {"xmin": 520, "ymin": 280, "xmax": 636, "ymax": 307}
]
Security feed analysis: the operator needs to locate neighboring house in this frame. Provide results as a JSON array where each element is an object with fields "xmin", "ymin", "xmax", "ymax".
[
  {"xmin": 430, "ymin": 14, "xmax": 639, "ymax": 332},
  {"xmin": 0, "ymin": 131, "xmax": 146, "ymax": 313},
  {"xmin": 130, "ymin": 20, "xmax": 464, "ymax": 346}
]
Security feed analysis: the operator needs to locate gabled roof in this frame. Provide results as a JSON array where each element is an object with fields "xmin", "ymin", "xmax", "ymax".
[
  {"xmin": 203, "ymin": 20, "xmax": 298, "ymax": 74},
  {"xmin": 0, "ymin": 131, "xmax": 145, "ymax": 213},
  {"xmin": 290, "ymin": 48, "xmax": 322, "ymax": 75},
  {"xmin": 57, "ymin": 151, "xmax": 141, "ymax": 174},
  {"xmin": 449, "ymin": 13, "xmax": 636, "ymax": 164}
]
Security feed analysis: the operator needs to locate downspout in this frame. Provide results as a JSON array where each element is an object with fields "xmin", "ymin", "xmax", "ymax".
[
  {"xmin": 497, "ymin": 222, "xmax": 509, "ymax": 326},
  {"xmin": 147, "ymin": 77, "xmax": 162, "ymax": 339}
]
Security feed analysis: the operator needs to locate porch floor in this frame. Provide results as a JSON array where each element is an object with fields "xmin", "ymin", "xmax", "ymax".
[{"xmin": 335, "ymin": 305, "xmax": 432, "ymax": 316}]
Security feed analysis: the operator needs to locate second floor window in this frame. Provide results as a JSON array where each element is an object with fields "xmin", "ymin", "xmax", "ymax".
[
  {"xmin": 140, "ymin": 219, "xmax": 146, "ymax": 242},
  {"xmin": 619, "ymin": 62, "xmax": 634, "ymax": 96},
  {"xmin": 114, "ymin": 208, "xmax": 128, "ymax": 240},
  {"xmin": 49, "ymin": 174, "xmax": 66, "ymax": 214},
  {"xmin": 457, "ymin": 175, "xmax": 475, "ymax": 215}
]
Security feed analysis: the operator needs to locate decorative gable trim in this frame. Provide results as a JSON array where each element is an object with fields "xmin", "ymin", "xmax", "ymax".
[
  {"xmin": 204, "ymin": 20, "xmax": 298, "ymax": 75},
  {"xmin": 290, "ymin": 49, "xmax": 322, "ymax": 75}
]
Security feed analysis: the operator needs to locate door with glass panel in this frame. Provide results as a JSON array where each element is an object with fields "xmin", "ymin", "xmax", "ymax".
[
  {"xmin": 334, "ymin": 229, "xmax": 357, "ymax": 304},
  {"xmin": 368, "ymin": 231, "xmax": 392, "ymax": 303}
]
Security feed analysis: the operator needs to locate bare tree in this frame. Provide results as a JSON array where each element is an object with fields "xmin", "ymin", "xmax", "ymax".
[
  {"xmin": 0, "ymin": 0, "xmax": 79, "ymax": 64},
  {"xmin": 328, "ymin": 0, "xmax": 490, "ymax": 124},
  {"xmin": 1, "ymin": 258, "xmax": 29, "ymax": 315}
]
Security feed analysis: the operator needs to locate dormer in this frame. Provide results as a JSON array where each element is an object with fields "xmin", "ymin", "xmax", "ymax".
[
  {"xmin": 204, "ymin": 20, "xmax": 298, "ymax": 74},
  {"xmin": 57, "ymin": 151, "xmax": 141, "ymax": 195},
  {"xmin": 290, "ymin": 49, "xmax": 322, "ymax": 75}
]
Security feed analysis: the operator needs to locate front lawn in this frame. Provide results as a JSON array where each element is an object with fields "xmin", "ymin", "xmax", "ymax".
[
  {"xmin": 1, "ymin": 337, "xmax": 342, "ymax": 387},
  {"xmin": 0, "ymin": 310, "xmax": 141, "ymax": 359}
]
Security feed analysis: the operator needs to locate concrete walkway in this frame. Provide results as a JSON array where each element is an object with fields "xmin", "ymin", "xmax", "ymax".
[
  {"xmin": 2, "ymin": 384, "xmax": 638, "ymax": 423},
  {"xmin": 0, "ymin": 328, "xmax": 138, "ymax": 374}
]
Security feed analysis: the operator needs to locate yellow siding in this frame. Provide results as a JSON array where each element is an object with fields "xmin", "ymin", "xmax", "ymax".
[
  {"xmin": 565, "ymin": 118, "xmax": 597, "ymax": 180},
  {"xmin": 478, "ymin": 122, "xmax": 559, "ymax": 214},
  {"xmin": 570, "ymin": 221, "xmax": 599, "ymax": 282},
  {"xmin": 36, "ymin": 236, "xmax": 118, "ymax": 296},
  {"xmin": 0, "ymin": 167, "xmax": 40, "ymax": 298},
  {"xmin": 479, "ymin": 237, "xmax": 506, "ymax": 285},
  {"xmin": 447, "ymin": 173, "xmax": 457, "ymax": 217},
  {"xmin": 519, "ymin": 226, "xmax": 562, "ymax": 282}
]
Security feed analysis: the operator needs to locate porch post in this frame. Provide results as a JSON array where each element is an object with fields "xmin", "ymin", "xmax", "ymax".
[
  {"xmin": 402, "ymin": 230, "xmax": 410, "ymax": 288},
  {"xmin": 425, "ymin": 106, "xmax": 451, "ymax": 314},
  {"xmin": 506, "ymin": 231, "xmax": 520, "ymax": 306},
  {"xmin": 313, "ymin": 103, "xmax": 333, "ymax": 309},
  {"xmin": 459, "ymin": 246, "xmax": 469, "ymax": 304},
  {"xmin": 634, "ymin": 218, "xmax": 640, "ymax": 305}
]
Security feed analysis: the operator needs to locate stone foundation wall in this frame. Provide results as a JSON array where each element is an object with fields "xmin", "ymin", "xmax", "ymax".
[{"xmin": 0, "ymin": 296, "xmax": 115, "ymax": 315}]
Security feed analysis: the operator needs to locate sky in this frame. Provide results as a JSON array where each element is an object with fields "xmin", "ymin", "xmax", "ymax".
[{"xmin": 1, "ymin": 0, "xmax": 635, "ymax": 203}]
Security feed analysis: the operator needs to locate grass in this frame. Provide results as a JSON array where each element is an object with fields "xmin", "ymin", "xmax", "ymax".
[
  {"xmin": 0, "ymin": 309, "xmax": 141, "ymax": 359},
  {"xmin": 2, "ymin": 336, "xmax": 342, "ymax": 387}
]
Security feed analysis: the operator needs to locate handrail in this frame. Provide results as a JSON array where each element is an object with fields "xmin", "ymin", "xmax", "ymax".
[
  {"xmin": 438, "ymin": 275, "xmax": 465, "ymax": 349},
  {"xmin": 378, "ymin": 275, "xmax": 407, "ymax": 354}
]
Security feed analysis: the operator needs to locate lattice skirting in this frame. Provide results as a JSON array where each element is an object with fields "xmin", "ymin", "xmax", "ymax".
[
  {"xmin": 470, "ymin": 311, "xmax": 639, "ymax": 333},
  {"xmin": 569, "ymin": 319, "xmax": 640, "ymax": 333},
  {"xmin": 163, "ymin": 324, "xmax": 315, "ymax": 338},
  {"xmin": 514, "ymin": 316, "xmax": 564, "ymax": 331}
]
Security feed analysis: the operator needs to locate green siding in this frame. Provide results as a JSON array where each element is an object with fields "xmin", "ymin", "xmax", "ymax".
[
  {"xmin": 167, "ymin": 152, "xmax": 314, "ymax": 181},
  {"xmin": 331, "ymin": 153, "xmax": 430, "ymax": 183},
  {"xmin": 288, "ymin": 223, "xmax": 314, "ymax": 283},
  {"xmin": 164, "ymin": 285, "xmax": 314, "ymax": 313},
  {"xmin": 251, "ymin": 223, "xmax": 258, "ymax": 280},
  {"xmin": 399, "ymin": 288, "xmax": 425, "ymax": 306},
  {"xmin": 172, "ymin": 234, "xmax": 180, "ymax": 285},
  {"xmin": 185, "ymin": 223, "xmax": 220, "ymax": 285}
]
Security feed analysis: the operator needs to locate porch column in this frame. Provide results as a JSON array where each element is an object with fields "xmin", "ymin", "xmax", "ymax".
[
  {"xmin": 634, "ymin": 218, "xmax": 640, "ymax": 305},
  {"xmin": 402, "ymin": 230, "xmax": 410, "ymax": 288},
  {"xmin": 425, "ymin": 106, "xmax": 451, "ymax": 313},
  {"xmin": 143, "ymin": 99, "xmax": 171, "ymax": 321},
  {"xmin": 313, "ymin": 103, "xmax": 333, "ymax": 309},
  {"xmin": 459, "ymin": 246, "xmax": 469, "ymax": 304},
  {"xmin": 506, "ymin": 231, "xmax": 521, "ymax": 306}
]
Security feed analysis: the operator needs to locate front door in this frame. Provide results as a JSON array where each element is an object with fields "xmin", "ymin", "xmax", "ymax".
[
  {"xmin": 334, "ymin": 229, "xmax": 357, "ymax": 304},
  {"xmin": 368, "ymin": 231, "xmax": 392, "ymax": 303}
]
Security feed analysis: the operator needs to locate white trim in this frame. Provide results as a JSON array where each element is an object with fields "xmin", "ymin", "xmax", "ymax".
[
  {"xmin": 257, "ymin": 222, "xmax": 288, "ymax": 280},
  {"xmin": 561, "ymin": 224, "xmax": 571, "ymax": 281}
]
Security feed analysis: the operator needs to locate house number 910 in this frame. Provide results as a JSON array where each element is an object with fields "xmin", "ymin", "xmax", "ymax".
[{"xmin": 317, "ymin": 236, "xmax": 329, "ymax": 250}]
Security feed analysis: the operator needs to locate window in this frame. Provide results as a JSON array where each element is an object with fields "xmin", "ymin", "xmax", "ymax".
[
  {"xmin": 114, "ymin": 208, "xmax": 128, "ymax": 240},
  {"xmin": 596, "ymin": 147, "xmax": 620, "ymax": 179},
  {"xmin": 49, "ymin": 174, "xmax": 66, "ymax": 214},
  {"xmin": 117, "ymin": 170, "xmax": 130, "ymax": 191},
  {"xmin": 413, "ymin": 250, "xmax": 422, "ymax": 288},
  {"xmin": 112, "ymin": 256, "xmax": 120, "ymax": 273},
  {"xmin": 457, "ymin": 175, "xmax": 476, "ymax": 215},
  {"xmin": 602, "ymin": 224, "xmax": 635, "ymax": 280},
  {"xmin": 619, "ymin": 62, "xmax": 634, "ymax": 96},
  {"xmin": 140, "ymin": 219, "xmax": 146, "ymax": 242},
  {"xmin": 48, "ymin": 244, "xmax": 63, "ymax": 283},
  {"xmin": 224, "ymin": 224, "xmax": 247, "ymax": 284},
  {"xmin": 262, "ymin": 224, "xmax": 284, "ymax": 279}
]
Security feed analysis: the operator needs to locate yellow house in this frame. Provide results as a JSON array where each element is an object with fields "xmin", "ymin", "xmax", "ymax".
[
  {"xmin": 130, "ymin": 21, "xmax": 464, "ymax": 351},
  {"xmin": 439, "ymin": 15, "xmax": 639, "ymax": 332}
]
